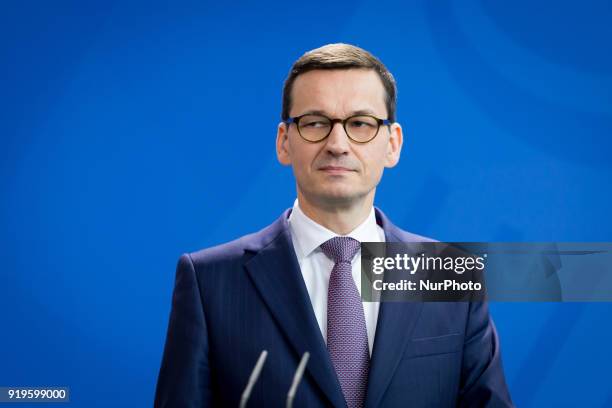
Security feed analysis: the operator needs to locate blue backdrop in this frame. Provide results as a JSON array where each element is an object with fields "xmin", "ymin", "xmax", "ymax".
[{"xmin": 1, "ymin": 1, "xmax": 611, "ymax": 406}]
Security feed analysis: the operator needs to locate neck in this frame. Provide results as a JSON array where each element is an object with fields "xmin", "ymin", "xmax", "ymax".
[{"xmin": 297, "ymin": 191, "xmax": 375, "ymax": 235}]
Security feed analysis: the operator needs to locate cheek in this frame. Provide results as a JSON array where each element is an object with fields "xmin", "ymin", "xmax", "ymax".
[
  {"xmin": 289, "ymin": 142, "xmax": 318, "ymax": 175},
  {"xmin": 360, "ymin": 145, "xmax": 388, "ymax": 175}
]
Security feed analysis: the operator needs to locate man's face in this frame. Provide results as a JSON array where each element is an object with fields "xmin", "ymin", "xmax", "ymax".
[{"xmin": 276, "ymin": 68, "xmax": 403, "ymax": 207}]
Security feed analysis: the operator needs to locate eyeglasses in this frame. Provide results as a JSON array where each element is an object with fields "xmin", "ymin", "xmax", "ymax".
[{"xmin": 285, "ymin": 114, "xmax": 392, "ymax": 143}]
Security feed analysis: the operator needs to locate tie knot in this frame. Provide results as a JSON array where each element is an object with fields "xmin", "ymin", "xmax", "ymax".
[{"xmin": 320, "ymin": 236, "xmax": 361, "ymax": 264}]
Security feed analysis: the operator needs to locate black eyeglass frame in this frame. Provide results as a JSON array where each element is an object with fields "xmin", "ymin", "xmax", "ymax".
[{"xmin": 284, "ymin": 114, "xmax": 393, "ymax": 144}]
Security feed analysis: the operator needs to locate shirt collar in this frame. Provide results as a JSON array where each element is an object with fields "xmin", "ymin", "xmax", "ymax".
[{"xmin": 288, "ymin": 198, "xmax": 383, "ymax": 260}]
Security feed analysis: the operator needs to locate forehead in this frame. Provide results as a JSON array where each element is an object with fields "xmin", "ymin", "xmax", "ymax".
[{"xmin": 290, "ymin": 69, "xmax": 387, "ymax": 116}]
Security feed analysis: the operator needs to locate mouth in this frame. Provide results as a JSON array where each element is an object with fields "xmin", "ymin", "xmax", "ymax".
[{"xmin": 318, "ymin": 166, "xmax": 355, "ymax": 174}]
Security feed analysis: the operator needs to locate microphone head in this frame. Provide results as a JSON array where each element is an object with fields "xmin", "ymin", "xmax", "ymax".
[
  {"xmin": 239, "ymin": 350, "xmax": 268, "ymax": 408},
  {"xmin": 286, "ymin": 351, "xmax": 310, "ymax": 408}
]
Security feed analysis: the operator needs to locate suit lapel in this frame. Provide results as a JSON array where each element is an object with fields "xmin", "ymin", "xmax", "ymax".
[
  {"xmin": 364, "ymin": 209, "xmax": 426, "ymax": 408},
  {"xmin": 245, "ymin": 211, "xmax": 346, "ymax": 408}
]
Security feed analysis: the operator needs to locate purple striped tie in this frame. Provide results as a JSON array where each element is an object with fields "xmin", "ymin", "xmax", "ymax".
[{"xmin": 321, "ymin": 236, "xmax": 369, "ymax": 408}]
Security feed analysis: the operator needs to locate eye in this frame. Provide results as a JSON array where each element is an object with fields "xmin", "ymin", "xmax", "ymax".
[
  {"xmin": 299, "ymin": 115, "xmax": 331, "ymax": 129},
  {"xmin": 349, "ymin": 120, "xmax": 376, "ymax": 128},
  {"xmin": 303, "ymin": 120, "xmax": 328, "ymax": 128}
]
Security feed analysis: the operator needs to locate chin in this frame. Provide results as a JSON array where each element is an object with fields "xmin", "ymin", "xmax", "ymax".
[{"xmin": 313, "ymin": 189, "xmax": 366, "ymax": 205}]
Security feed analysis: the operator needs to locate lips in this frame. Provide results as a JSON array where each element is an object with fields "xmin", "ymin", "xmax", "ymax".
[{"xmin": 319, "ymin": 165, "xmax": 355, "ymax": 173}]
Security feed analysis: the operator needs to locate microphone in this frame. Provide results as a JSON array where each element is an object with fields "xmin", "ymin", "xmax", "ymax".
[
  {"xmin": 286, "ymin": 351, "xmax": 310, "ymax": 408},
  {"xmin": 239, "ymin": 350, "xmax": 268, "ymax": 408}
]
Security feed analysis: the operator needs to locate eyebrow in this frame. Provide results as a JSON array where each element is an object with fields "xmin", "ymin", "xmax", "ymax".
[{"xmin": 298, "ymin": 109, "xmax": 377, "ymax": 117}]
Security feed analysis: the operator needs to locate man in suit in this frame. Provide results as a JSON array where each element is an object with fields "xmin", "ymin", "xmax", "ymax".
[{"xmin": 155, "ymin": 43, "xmax": 513, "ymax": 407}]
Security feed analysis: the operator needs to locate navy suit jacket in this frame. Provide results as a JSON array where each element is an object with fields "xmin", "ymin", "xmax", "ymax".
[{"xmin": 155, "ymin": 208, "xmax": 513, "ymax": 407}]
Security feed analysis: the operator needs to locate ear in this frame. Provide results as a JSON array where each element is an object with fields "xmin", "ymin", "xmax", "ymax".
[
  {"xmin": 276, "ymin": 122, "xmax": 292, "ymax": 165},
  {"xmin": 384, "ymin": 122, "xmax": 403, "ymax": 168}
]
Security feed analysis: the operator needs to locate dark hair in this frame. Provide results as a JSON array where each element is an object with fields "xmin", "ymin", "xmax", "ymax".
[{"xmin": 281, "ymin": 43, "xmax": 397, "ymax": 122}]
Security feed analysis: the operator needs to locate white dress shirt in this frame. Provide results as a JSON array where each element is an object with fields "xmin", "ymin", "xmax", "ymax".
[{"xmin": 287, "ymin": 199, "xmax": 384, "ymax": 356}]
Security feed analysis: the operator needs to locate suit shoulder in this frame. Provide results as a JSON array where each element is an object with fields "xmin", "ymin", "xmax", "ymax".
[
  {"xmin": 389, "ymin": 224, "xmax": 437, "ymax": 243},
  {"xmin": 401, "ymin": 230, "xmax": 437, "ymax": 242},
  {"xmin": 187, "ymin": 234, "xmax": 251, "ymax": 265},
  {"xmin": 184, "ymin": 216, "xmax": 285, "ymax": 268}
]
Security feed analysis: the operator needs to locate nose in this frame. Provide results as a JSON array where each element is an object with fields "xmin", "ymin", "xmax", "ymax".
[{"xmin": 324, "ymin": 122, "xmax": 351, "ymax": 155}]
